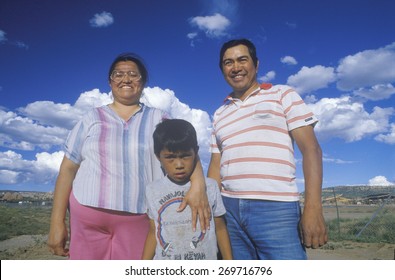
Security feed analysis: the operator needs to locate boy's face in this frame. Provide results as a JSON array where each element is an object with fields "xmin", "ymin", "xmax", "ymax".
[{"xmin": 158, "ymin": 148, "xmax": 197, "ymax": 185}]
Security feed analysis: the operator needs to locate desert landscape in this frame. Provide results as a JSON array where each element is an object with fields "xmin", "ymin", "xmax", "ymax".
[
  {"xmin": 1, "ymin": 187, "xmax": 394, "ymax": 260},
  {"xmin": 0, "ymin": 233, "xmax": 394, "ymax": 260}
]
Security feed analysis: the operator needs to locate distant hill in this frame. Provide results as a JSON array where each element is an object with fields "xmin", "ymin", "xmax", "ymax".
[
  {"xmin": 320, "ymin": 185, "xmax": 395, "ymax": 199},
  {"xmin": 299, "ymin": 185, "xmax": 395, "ymax": 205},
  {"xmin": 2, "ymin": 185, "xmax": 395, "ymax": 204},
  {"xmin": 0, "ymin": 190, "xmax": 53, "ymax": 203}
]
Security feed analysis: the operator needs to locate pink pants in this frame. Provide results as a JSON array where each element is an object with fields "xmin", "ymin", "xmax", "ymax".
[{"xmin": 68, "ymin": 191, "xmax": 149, "ymax": 260}]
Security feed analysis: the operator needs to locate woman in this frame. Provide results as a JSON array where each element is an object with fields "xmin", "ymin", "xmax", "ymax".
[{"xmin": 47, "ymin": 53, "xmax": 209, "ymax": 260}]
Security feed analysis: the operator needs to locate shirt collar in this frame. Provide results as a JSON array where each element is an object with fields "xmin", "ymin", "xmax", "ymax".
[{"xmin": 223, "ymin": 83, "xmax": 272, "ymax": 103}]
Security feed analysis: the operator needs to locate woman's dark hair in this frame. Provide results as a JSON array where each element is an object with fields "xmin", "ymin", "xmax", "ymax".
[
  {"xmin": 108, "ymin": 52, "xmax": 148, "ymax": 86},
  {"xmin": 219, "ymin": 38, "xmax": 258, "ymax": 71},
  {"xmin": 153, "ymin": 119, "xmax": 199, "ymax": 157}
]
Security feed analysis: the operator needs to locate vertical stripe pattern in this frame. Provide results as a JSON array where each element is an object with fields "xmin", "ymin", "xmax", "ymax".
[{"xmin": 64, "ymin": 104, "xmax": 166, "ymax": 213}]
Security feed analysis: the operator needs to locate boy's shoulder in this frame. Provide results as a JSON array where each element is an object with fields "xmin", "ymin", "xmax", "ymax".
[
  {"xmin": 204, "ymin": 178, "xmax": 221, "ymax": 197},
  {"xmin": 146, "ymin": 177, "xmax": 219, "ymax": 195},
  {"xmin": 145, "ymin": 177, "xmax": 167, "ymax": 191}
]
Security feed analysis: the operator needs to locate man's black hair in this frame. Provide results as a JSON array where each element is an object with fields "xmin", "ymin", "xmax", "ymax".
[{"xmin": 219, "ymin": 38, "xmax": 258, "ymax": 71}]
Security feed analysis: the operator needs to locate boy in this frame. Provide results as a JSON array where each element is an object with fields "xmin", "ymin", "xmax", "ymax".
[{"xmin": 142, "ymin": 119, "xmax": 232, "ymax": 260}]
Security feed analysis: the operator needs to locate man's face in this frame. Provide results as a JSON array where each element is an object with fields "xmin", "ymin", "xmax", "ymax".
[
  {"xmin": 158, "ymin": 148, "xmax": 197, "ymax": 185},
  {"xmin": 221, "ymin": 44, "xmax": 259, "ymax": 98}
]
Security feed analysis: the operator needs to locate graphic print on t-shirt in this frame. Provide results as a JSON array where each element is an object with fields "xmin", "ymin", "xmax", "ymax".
[{"xmin": 156, "ymin": 191, "xmax": 206, "ymax": 259}]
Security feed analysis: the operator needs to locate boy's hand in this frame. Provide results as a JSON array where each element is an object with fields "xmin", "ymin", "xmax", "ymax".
[{"xmin": 177, "ymin": 186, "xmax": 211, "ymax": 232}]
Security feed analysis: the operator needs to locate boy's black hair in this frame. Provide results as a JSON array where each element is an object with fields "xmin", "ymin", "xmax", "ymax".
[{"xmin": 153, "ymin": 119, "xmax": 199, "ymax": 157}]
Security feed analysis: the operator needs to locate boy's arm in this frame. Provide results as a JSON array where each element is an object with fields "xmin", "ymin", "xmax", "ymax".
[
  {"xmin": 214, "ymin": 216, "xmax": 233, "ymax": 260},
  {"xmin": 142, "ymin": 219, "xmax": 157, "ymax": 260}
]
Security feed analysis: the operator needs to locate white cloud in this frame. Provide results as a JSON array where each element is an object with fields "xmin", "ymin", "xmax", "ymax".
[
  {"xmin": 304, "ymin": 94, "xmax": 318, "ymax": 104},
  {"xmin": 323, "ymin": 156, "xmax": 355, "ymax": 164},
  {"xmin": 281, "ymin": 56, "xmax": 298, "ymax": 65},
  {"xmin": 35, "ymin": 151, "xmax": 64, "ymax": 172},
  {"xmin": 0, "ymin": 169, "xmax": 19, "ymax": 184},
  {"xmin": 309, "ymin": 96, "xmax": 394, "ymax": 142},
  {"xmin": 141, "ymin": 87, "xmax": 212, "ymax": 160},
  {"xmin": 19, "ymin": 102, "xmax": 77, "ymax": 129},
  {"xmin": 286, "ymin": 42, "xmax": 395, "ymax": 96},
  {"xmin": 187, "ymin": 33, "xmax": 198, "ymax": 39},
  {"xmin": 189, "ymin": 13, "xmax": 230, "ymax": 38},
  {"xmin": 285, "ymin": 22, "xmax": 297, "ymax": 29},
  {"xmin": 89, "ymin": 12, "xmax": 114, "ymax": 28},
  {"xmin": 1, "ymin": 86, "xmax": 213, "ymax": 188},
  {"xmin": 0, "ymin": 89, "xmax": 112, "ymax": 152},
  {"xmin": 368, "ymin": 175, "xmax": 394, "ymax": 186},
  {"xmin": 0, "ymin": 30, "xmax": 7, "ymax": 43},
  {"xmin": 76, "ymin": 89, "xmax": 113, "ymax": 109},
  {"xmin": 12, "ymin": 41, "xmax": 29, "ymax": 49},
  {"xmin": 0, "ymin": 150, "xmax": 63, "ymax": 185},
  {"xmin": 336, "ymin": 42, "xmax": 395, "ymax": 91},
  {"xmin": 19, "ymin": 89, "xmax": 112, "ymax": 129},
  {"xmin": 258, "ymin": 71, "xmax": 276, "ymax": 83},
  {"xmin": 287, "ymin": 65, "xmax": 336, "ymax": 94},
  {"xmin": 286, "ymin": 43, "xmax": 395, "ymax": 145},
  {"xmin": 187, "ymin": 33, "xmax": 199, "ymax": 47},
  {"xmin": 0, "ymin": 29, "xmax": 28, "ymax": 49},
  {"xmin": 0, "ymin": 110, "xmax": 68, "ymax": 151},
  {"xmin": 375, "ymin": 123, "xmax": 395, "ymax": 144},
  {"xmin": 353, "ymin": 83, "xmax": 395, "ymax": 101}
]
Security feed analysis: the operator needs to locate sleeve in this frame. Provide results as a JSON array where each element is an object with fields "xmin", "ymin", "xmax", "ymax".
[
  {"xmin": 145, "ymin": 183, "xmax": 155, "ymax": 219},
  {"xmin": 206, "ymin": 178, "xmax": 226, "ymax": 217},
  {"xmin": 209, "ymin": 129, "xmax": 221, "ymax": 154},
  {"xmin": 63, "ymin": 117, "xmax": 89, "ymax": 165},
  {"xmin": 162, "ymin": 110, "xmax": 171, "ymax": 120},
  {"xmin": 280, "ymin": 86, "xmax": 318, "ymax": 131}
]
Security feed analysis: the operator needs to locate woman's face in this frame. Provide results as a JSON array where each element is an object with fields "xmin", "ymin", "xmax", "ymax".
[{"xmin": 110, "ymin": 61, "xmax": 144, "ymax": 106}]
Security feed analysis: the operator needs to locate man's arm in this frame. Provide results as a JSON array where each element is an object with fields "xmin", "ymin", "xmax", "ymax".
[
  {"xmin": 291, "ymin": 125, "xmax": 328, "ymax": 248},
  {"xmin": 208, "ymin": 153, "xmax": 222, "ymax": 190},
  {"xmin": 141, "ymin": 219, "xmax": 157, "ymax": 260}
]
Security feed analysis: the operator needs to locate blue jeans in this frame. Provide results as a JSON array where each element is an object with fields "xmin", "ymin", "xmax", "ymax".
[{"xmin": 222, "ymin": 196, "xmax": 307, "ymax": 260}]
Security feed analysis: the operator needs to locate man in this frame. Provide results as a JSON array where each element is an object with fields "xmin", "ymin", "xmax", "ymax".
[{"xmin": 208, "ymin": 39, "xmax": 327, "ymax": 260}]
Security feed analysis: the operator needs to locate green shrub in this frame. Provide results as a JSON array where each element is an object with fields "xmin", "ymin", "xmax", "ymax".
[
  {"xmin": 0, "ymin": 204, "xmax": 53, "ymax": 241},
  {"xmin": 326, "ymin": 213, "xmax": 395, "ymax": 243}
]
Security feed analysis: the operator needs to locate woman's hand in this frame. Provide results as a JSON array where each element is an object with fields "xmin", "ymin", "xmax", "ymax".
[
  {"xmin": 178, "ymin": 183, "xmax": 211, "ymax": 232},
  {"xmin": 47, "ymin": 222, "xmax": 69, "ymax": 256},
  {"xmin": 47, "ymin": 156, "xmax": 78, "ymax": 257}
]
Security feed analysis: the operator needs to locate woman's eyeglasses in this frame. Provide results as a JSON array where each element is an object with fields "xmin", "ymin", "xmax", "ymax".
[{"xmin": 110, "ymin": 71, "xmax": 141, "ymax": 83}]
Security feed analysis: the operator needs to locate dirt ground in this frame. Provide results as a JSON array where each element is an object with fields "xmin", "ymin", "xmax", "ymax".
[
  {"xmin": 307, "ymin": 241, "xmax": 394, "ymax": 260},
  {"xmin": 0, "ymin": 234, "xmax": 394, "ymax": 260}
]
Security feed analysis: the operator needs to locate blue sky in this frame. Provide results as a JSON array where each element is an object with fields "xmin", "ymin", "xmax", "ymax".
[{"xmin": 0, "ymin": 0, "xmax": 394, "ymax": 192}]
